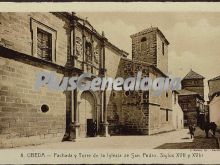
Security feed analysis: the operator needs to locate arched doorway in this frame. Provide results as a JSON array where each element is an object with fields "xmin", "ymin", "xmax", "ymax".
[{"xmin": 78, "ymin": 91, "xmax": 96, "ymax": 137}]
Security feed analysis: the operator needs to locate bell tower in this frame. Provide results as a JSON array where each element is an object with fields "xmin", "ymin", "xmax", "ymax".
[{"xmin": 130, "ymin": 27, "xmax": 169, "ymax": 74}]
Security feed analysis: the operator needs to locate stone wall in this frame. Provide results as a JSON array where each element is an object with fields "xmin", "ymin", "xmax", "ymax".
[
  {"xmin": 131, "ymin": 31, "xmax": 157, "ymax": 67},
  {"xmin": 149, "ymin": 105, "xmax": 173, "ymax": 134},
  {"xmin": 209, "ymin": 79, "xmax": 220, "ymax": 98},
  {"xmin": 184, "ymin": 86, "xmax": 204, "ymax": 99},
  {"xmin": 172, "ymin": 92, "xmax": 184, "ymax": 130},
  {"xmin": 0, "ymin": 12, "xmax": 129, "ymax": 145},
  {"xmin": 107, "ymin": 57, "xmax": 174, "ymax": 135},
  {"xmin": 178, "ymin": 95, "xmax": 198, "ymax": 126},
  {"xmin": 105, "ymin": 45, "xmax": 122, "ymax": 105},
  {"xmin": 119, "ymin": 58, "xmax": 150, "ymax": 135},
  {"xmin": 209, "ymin": 79, "xmax": 220, "ymax": 127},
  {"xmin": 0, "ymin": 13, "xmax": 69, "ymax": 67},
  {"xmin": 106, "ymin": 57, "xmax": 150, "ymax": 135},
  {"xmin": 131, "ymin": 29, "xmax": 168, "ymax": 74},
  {"xmin": 0, "ymin": 13, "xmax": 175, "ymax": 143},
  {"xmin": 0, "ymin": 56, "xmax": 66, "ymax": 148},
  {"xmin": 209, "ymin": 96, "xmax": 220, "ymax": 127},
  {"xmin": 182, "ymin": 79, "xmax": 204, "ymax": 98},
  {"xmin": 156, "ymin": 33, "xmax": 168, "ymax": 74},
  {"xmin": 148, "ymin": 71, "xmax": 173, "ymax": 134},
  {"xmin": 0, "ymin": 12, "xmax": 70, "ymax": 148}
]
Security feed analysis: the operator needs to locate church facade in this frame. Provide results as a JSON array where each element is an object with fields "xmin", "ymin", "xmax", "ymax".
[{"xmin": 0, "ymin": 12, "xmax": 174, "ymax": 148}]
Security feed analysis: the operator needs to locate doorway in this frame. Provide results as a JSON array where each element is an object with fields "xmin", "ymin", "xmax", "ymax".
[{"xmin": 79, "ymin": 91, "xmax": 96, "ymax": 137}]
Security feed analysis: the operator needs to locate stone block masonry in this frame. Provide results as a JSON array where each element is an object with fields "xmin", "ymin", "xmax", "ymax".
[
  {"xmin": 0, "ymin": 56, "xmax": 66, "ymax": 148},
  {"xmin": 107, "ymin": 58, "xmax": 150, "ymax": 135},
  {"xmin": 0, "ymin": 12, "xmax": 175, "ymax": 146},
  {"xmin": 0, "ymin": 13, "xmax": 69, "ymax": 67},
  {"xmin": 131, "ymin": 31, "xmax": 157, "ymax": 67},
  {"xmin": 107, "ymin": 55, "xmax": 174, "ymax": 135},
  {"xmin": 131, "ymin": 27, "xmax": 169, "ymax": 74},
  {"xmin": 0, "ymin": 12, "xmax": 72, "ymax": 147}
]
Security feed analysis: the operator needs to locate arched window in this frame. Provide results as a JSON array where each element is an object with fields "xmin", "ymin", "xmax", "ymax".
[
  {"xmin": 140, "ymin": 37, "xmax": 148, "ymax": 52},
  {"xmin": 141, "ymin": 37, "xmax": 147, "ymax": 42}
]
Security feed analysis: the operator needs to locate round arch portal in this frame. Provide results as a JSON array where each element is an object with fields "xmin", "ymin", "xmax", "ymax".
[{"xmin": 78, "ymin": 91, "xmax": 97, "ymax": 137}]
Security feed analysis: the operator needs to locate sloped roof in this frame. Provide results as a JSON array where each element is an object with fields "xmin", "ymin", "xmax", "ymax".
[
  {"xmin": 183, "ymin": 69, "xmax": 205, "ymax": 80},
  {"xmin": 209, "ymin": 75, "xmax": 220, "ymax": 81}
]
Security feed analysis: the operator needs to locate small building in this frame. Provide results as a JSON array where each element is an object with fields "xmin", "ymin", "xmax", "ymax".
[
  {"xmin": 181, "ymin": 69, "xmax": 205, "ymax": 98},
  {"xmin": 178, "ymin": 70, "xmax": 205, "ymax": 127},
  {"xmin": 178, "ymin": 89, "xmax": 205, "ymax": 127},
  {"xmin": 208, "ymin": 75, "xmax": 220, "ymax": 127}
]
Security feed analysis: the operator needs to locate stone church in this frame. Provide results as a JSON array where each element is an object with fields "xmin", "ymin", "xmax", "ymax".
[{"xmin": 0, "ymin": 12, "xmax": 174, "ymax": 148}]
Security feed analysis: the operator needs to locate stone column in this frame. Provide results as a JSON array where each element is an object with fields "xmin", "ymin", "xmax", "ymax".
[
  {"xmin": 74, "ymin": 89, "xmax": 80, "ymax": 140},
  {"xmin": 82, "ymin": 21, "xmax": 86, "ymax": 71},
  {"xmin": 70, "ymin": 17, "xmax": 77, "ymax": 67},
  {"xmin": 69, "ymin": 89, "xmax": 80, "ymax": 141},
  {"xmin": 99, "ymin": 31, "xmax": 110, "ymax": 137},
  {"xmin": 91, "ymin": 34, "xmax": 94, "ymax": 74},
  {"xmin": 103, "ymin": 89, "xmax": 110, "ymax": 137},
  {"xmin": 68, "ymin": 16, "xmax": 81, "ymax": 141}
]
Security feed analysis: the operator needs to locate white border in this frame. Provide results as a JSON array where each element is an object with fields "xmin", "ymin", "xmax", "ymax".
[{"xmin": 0, "ymin": 2, "xmax": 220, "ymax": 12}]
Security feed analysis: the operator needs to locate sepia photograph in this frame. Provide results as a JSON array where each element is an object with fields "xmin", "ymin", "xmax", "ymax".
[{"xmin": 0, "ymin": 2, "xmax": 220, "ymax": 164}]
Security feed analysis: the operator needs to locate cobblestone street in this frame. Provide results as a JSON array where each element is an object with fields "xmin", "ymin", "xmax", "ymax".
[{"xmin": 17, "ymin": 129, "xmax": 194, "ymax": 149}]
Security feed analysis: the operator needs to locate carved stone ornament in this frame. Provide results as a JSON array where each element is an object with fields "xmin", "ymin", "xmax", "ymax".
[
  {"xmin": 85, "ymin": 41, "xmax": 92, "ymax": 63},
  {"xmin": 75, "ymin": 37, "xmax": 82, "ymax": 57},
  {"xmin": 94, "ymin": 44, "xmax": 100, "ymax": 64}
]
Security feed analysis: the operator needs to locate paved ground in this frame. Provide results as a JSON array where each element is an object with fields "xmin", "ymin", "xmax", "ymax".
[
  {"xmin": 156, "ymin": 128, "xmax": 218, "ymax": 149},
  {"xmin": 19, "ymin": 129, "xmax": 196, "ymax": 149}
]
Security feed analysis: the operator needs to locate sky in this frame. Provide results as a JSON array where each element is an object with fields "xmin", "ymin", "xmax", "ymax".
[{"xmin": 78, "ymin": 12, "xmax": 220, "ymax": 101}]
